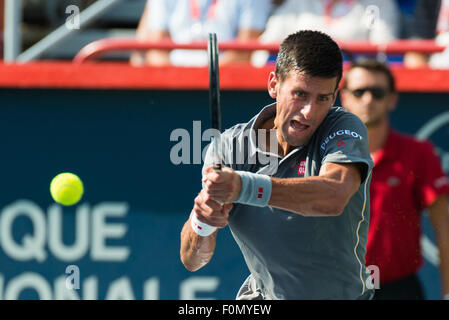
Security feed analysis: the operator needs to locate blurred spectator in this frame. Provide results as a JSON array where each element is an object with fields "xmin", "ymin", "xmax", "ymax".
[
  {"xmin": 429, "ymin": 0, "xmax": 449, "ymax": 68},
  {"xmin": 252, "ymin": 0, "xmax": 400, "ymax": 66},
  {"xmin": 397, "ymin": 0, "xmax": 441, "ymax": 68},
  {"xmin": 341, "ymin": 58, "xmax": 449, "ymax": 300},
  {"xmin": 395, "ymin": 0, "xmax": 440, "ymax": 39},
  {"xmin": 131, "ymin": 0, "xmax": 272, "ymax": 67},
  {"xmin": 130, "ymin": 0, "xmax": 151, "ymax": 66}
]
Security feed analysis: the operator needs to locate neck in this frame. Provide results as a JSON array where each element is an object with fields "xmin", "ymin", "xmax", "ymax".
[
  {"xmin": 260, "ymin": 117, "xmax": 288, "ymax": 156},
  {"xmin": 367, "ymin": 117, "xmax": 390, "ymax": 155},
  {"xmin": 277, "ymin": 137, "xmax": 292, "ymax": 157}
]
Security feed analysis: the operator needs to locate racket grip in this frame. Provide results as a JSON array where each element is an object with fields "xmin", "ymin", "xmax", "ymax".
[
  {"xmin": 210, "ymin": 135, "xmax": 222, "ymax": 172},
  {"xmin": 212, "ymin": 163, "xmax": 223, "ymax": 205}
]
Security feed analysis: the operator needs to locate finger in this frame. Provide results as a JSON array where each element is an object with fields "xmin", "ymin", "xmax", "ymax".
[
  {"xmin": 203, "ymin": 165, "xmax": 222, "ymax": 180},
  {"xmin": 207, "ymin": 192, "xmax": 233, "ymax": 204},
  {"xmin": 199, "ymin": 191, "xmax": 224, "ymax": 209},
  {"xmin": 198, "ymin": 196, "xmax": 227, "ymax": 220},
  {"xmin": 215, "ymin": 220, "xmax": 228, "ymax": 229},
  {"xmin": 203, "ymin": 179, "xmax": 231, "ymax": 192},
  {"xmin": 193, "ymin": 201, "xmax": 212, "ymax": 217},
  {"xmin": 195, "ymin": 196, "xmax": 221, "ymax": 215},
  {"xmin": 202, "ymin": 187, "xmax": 228, "ymax": 202},
  {"xmin": 205, "ymin": 170, "xmax": 221, "ymax": 183},
  {"xmin": 203, "ymin": 165, "xmax": 214, "ymax": 175},
  {"xmin": 222, "ymin": 203, "xmax": 233, "ymax": 214},
  {"xmin": 196, "ymin": 209, "xmax": 227, "ymax": 227},
  {"xmin": 216, "ymin": 209, "xmax": 230, "ymax": 228},
  {"xmin": 194, "ymin": 195, "xmax": 213, "ymax": 216},
  {"xmin": 206, "ymin": 167, "xmax": 234, "ymax": 185}
]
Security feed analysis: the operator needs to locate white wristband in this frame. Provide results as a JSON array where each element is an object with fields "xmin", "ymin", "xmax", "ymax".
[{"xmin": 190, "ymin": 213, "xmax": 217, "ymax": 237}]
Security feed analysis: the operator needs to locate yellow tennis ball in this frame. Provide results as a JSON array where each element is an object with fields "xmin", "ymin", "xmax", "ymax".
[{"xmin": 50, "ymin": 173, "xmax": 84, "ymax": 206}]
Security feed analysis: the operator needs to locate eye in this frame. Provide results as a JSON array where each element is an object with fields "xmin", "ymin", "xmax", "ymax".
[
  {"xmin": 295, "ymin": 91, "xmax": 307, "ymax": 98},
  {"xmin": 318, "ymin": 95, "xmax": 330, "ymax": 102}
]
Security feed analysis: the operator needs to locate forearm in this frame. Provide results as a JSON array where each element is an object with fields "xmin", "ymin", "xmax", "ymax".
[
  {"xmin": 203, "ymin": 163, "xmax": 361, "ymax": 217},
  {"xmin": 269, "ymin": 176, "xmax": 347, "ymax": 216},
  {"xmin": 436, "ymin": 232, "xmax": 449, "ymax": 296},
  {"xmin": 432, "ymin": 212, "xmax": 449, "ymax": 295},
  {"xmin": 220, "ymin": 50, "xmax": 252, "ymax": 65},
  {"xmin": 180, "ymin": 211, "xmax": 218, "ymax": 272},
  {"xmin": 428, "ymin": 196, "xmax": 449, "ymax": 296},
  {"xmin": 219, "ymin": 29, "xmax": 261, "ymax": 65},
  {"xmin": 145, "ymin": 30, "xmax": 171, "ymax": 66}
]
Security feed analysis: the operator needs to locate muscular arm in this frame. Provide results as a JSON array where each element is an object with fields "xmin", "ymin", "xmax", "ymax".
[
  {"xmin": 269, "ymin": 162, "xmax": 363, "ymax": 216},
  {"xmin": 194, "ymin": 162, "xmax": 364, "ymax": 272},
  {"xmin": 204, "ymin": 162, "xmax": 364, "ymax": 217},
  {"xmin": 180, "ymin": 189, "xmax": 233, "ymax": 271},
  {"xmin": 180, "ymin": 212, "xmax": 218, "ymax": 272},
  {"xmin": 428, "ymin": 195, "xmax": 449, "ymax": 297}
]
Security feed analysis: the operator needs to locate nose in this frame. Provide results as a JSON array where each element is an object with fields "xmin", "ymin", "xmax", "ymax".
[
  {"xmin": 361, "ymin": 90, "xmax": 375, "ymax": 104},
  {"xmin": 300, "ymin": 101, "xmax": 313, "ymax": 119}
]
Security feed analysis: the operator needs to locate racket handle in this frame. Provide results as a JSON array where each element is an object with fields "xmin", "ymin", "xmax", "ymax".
[
  {"xmin": 210, "ymin": 135, "xmax": 222, "ymax": 172},
  {"xmin": 212, "ymin": 162, "xmax": 223, "ymax": 205}
]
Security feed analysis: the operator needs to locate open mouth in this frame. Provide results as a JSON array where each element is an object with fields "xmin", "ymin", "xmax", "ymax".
[{"xmin": 290, "ymin": 119, "xmax": 309, "ymax": 132}]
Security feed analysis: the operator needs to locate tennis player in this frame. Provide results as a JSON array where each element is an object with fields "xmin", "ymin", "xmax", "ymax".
[{"xmin": 180, "ymin": 30, "xmax": 374, "ymax": 300}]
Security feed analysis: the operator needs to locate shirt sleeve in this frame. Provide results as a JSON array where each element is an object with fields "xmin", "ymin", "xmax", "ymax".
[
  {"xmin": 201, "ymin": 128, "xmax": 235, "ymax": 187},
  {"xmin": 238, "ymin": 0, "xmax": 272, "ymax": 31},
  {"xmin": 414, "ymin": 140, "xmax": 449, "ymax": 208},
  {"xmin": 320, "ymin": 112, "xmax": 374, "ymax": 183},
  {"xmin": 147, "ymin": 0, "xmax": 171, "ymax": 31}
]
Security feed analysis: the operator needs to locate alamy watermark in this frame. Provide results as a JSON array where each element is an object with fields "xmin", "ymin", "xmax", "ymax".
[
  {"xmin": 364, "ymin": 5, "xmax": 380, "ymax": 30},
  {"xmin": 169, "ymin": 121, "xmax": 280, "ymax": 173},
  {"xmin": 363, "ymin": 5, "xmax": 388, "ymax": 62},
  {"xmin": 65, "ymin": 265, "xmax": 80, "ymax": 290},
  {"xmin": 65, "ymin": 5, "xmax": 80, "ymax": 30},
  {"xmin": 366, "ymin": 265, "xmax": 380, "ymax": 290}
]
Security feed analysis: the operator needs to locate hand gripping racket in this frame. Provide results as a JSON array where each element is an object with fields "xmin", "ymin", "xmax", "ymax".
[{"xmin": 207, "ymin": 33, "xmax": 222, "ymax": 172}]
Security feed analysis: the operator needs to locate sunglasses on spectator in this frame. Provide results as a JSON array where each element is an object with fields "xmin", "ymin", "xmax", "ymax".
[{"xmin": 347, "ymin": 87, "xmax": 390, "ymax": 100}]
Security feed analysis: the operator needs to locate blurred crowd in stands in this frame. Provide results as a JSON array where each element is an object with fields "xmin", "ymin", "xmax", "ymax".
[
  {"xmin": 0, "ymin": 0, "xmax": 448, "ymax": 68},
  {"xmin": 131, "ymin": 0, "xmax": 448, "ymax": 69}
]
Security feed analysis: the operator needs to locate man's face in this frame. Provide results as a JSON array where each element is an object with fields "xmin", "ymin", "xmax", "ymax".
[
  {"xmin": 268, "ymin": 70, "xmax": 338, "ymax": 149},
  {"xmin": 340, "ymin": 67, "xmax": 397, "ymax": 127}
]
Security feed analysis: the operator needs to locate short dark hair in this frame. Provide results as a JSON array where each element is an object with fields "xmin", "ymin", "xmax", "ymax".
[
  {"xmin": 343, "ymin": 58, "xmax": 396, "ymax": 92},
  {"xmin": 275, "ymin": 30, "xmax": 343, "ymax": 88}
]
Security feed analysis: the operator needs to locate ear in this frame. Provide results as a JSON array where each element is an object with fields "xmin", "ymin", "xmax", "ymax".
[
  {"xmin": 339, "ymin": 88, "xmax": 347, "ymax": 104},
  {"xmin": 339, "ymin": 88, "xmax": 348, "ymax": 105},
  {"xmin": 332, "ymin": 87, "xmax": 341, "ymax": 106},
  {"xmin": 267, "ymin": 72, "xmax": 278, "ymax": 99},
  {"xmin": 387, "ymin": 92, "xmax": 399, "ymax": 112}
]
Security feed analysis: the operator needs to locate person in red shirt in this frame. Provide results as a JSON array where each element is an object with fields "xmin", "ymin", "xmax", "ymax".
[{"xmin": 340, "ymin": 58, "xmax": 449, "ymax": 299}]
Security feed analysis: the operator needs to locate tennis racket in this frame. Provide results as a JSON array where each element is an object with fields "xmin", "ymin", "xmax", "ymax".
[{"xmin": 207, "ymin": 33, "xmax": 222, "ymax": 172}]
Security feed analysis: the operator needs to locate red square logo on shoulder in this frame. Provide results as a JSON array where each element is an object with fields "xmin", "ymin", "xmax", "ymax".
[{"xmin": 298, "ymin": 160, "xmax": 306, "ymax": 175}]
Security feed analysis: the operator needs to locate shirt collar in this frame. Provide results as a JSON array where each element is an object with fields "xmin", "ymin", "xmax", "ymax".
[
  {"xmin": 372, "ymin": 128, "xmax": 398, "ymax": 165},
  {"xmin": 249, "ymin": 103, "xmax": 305, "ymax": 161},
  {"xmin": 248, "ymin": 103, "xmax": 281, "ymax": 159}
]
